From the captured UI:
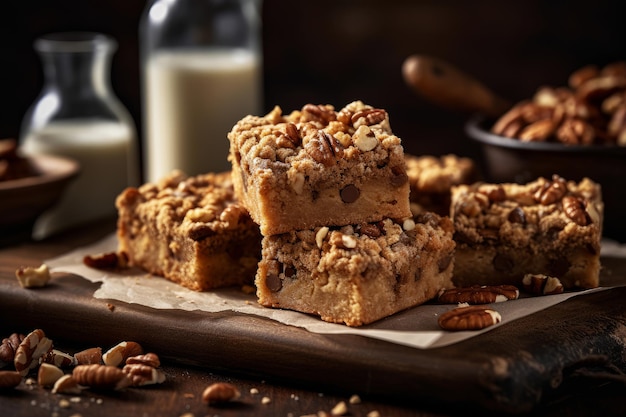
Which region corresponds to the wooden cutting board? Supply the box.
[1,226,625,414]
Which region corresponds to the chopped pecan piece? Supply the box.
[522,273,564,295]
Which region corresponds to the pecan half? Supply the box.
[533,175,567,205]
[438,285,519,304]
[302,104,336,124]
[562,195,590,226]
[0,333,25,366]
[305,131,344,166]
[351,108,387,127]
[438,305,502,331]
[555,118,595,145]
[72,364,132,390]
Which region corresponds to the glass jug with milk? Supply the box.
[139,0,263,182]
[20,32,140,239]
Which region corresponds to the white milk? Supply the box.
[144,49,261,182]
[22,120,139,238]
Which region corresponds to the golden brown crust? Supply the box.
[228,101,411,236]
[115,170,261,291]
[450,175,603,289]
[256,214,455,326]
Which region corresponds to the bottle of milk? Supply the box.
[20,32,140,239]
[139,0,263,182]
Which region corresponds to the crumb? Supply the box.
[106,303,115,312]
[261,396,271,404]
[58,399,71,408]
[349,394,361,404]
[331,401,348,415]
[250,388,259,395]
[367,411,381,417]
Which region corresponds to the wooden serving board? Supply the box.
[1,225,625,414]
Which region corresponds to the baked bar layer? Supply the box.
[228,101,411,236]
[256,213,455,326]
[405,153,478,216]
[116,171,261,291]
[450,175,603,289]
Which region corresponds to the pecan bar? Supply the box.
[256,213,455,326]
[405,153,478,216]
[450,175,603,289]
[227,101,411,236]
[115,171,261,291]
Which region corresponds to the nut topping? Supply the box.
[533,175,567,205]
[351,108,387,128]
[562,195,590,226]
[438,305,502,331]
[352,125,379,151]
[438,285,519,304]
[305,131,344,166]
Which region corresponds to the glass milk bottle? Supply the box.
[140,0,263,182]
[20,32,140,239]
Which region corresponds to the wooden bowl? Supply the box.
[466,115,626,242]
[0,154,79,245]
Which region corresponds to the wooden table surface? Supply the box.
[1,219,625,417]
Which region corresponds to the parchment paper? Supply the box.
[46,234,624,349]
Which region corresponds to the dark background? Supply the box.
[1,0,625,173]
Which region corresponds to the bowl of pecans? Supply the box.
[0,139,79,246]
[465,61,626,241]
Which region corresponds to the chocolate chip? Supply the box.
[265,272,282,292]
[508,207,526,224]
[438,254,453,272]
[340,184,360,203]
[284,266,296,277]
[390,166,408,187]
[548,257,571,277]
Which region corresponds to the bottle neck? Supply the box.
[40,50,113,98]
[35,32,117,100]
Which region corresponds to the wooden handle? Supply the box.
[402,54,511,118]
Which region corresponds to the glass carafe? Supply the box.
[139,0,263,182]
[20,32,140,239]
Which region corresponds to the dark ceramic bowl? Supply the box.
[0,154,79,246]
[465,115,626,242]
